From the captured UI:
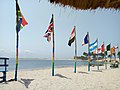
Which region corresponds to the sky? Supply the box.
[0,0,120,59]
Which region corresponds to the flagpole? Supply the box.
[96,38,99,70]
[114,46,116,60]
[110,43,112,62]
[15,0,19,81]
[104,42,107,69]
[74,26,77,73]
[52,14,55,76]
[87,32,90,71]
[117,44,120,61]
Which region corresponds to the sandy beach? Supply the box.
[0,65,120,90]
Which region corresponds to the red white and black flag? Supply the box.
[68,27,76,46]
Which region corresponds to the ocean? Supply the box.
[2,58,88,71]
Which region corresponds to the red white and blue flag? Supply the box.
[46,16,54,33]
[43,32,51,42]
[44,15,54,42]
[82,33,89,46]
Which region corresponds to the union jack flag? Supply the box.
[43,32,51,42]
[46,15,54,33]
[44,15,54,42]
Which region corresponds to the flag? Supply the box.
[93,48,100,54]
[94,43,104,54]
[93,50,97,54]
[98,48,102,54]
[16,2,28,32]
[110,47,115,55]
[89,40,97,52]
[105,51,107,55]
[82,33,89,46]
[68,27,75,46]
[106,44,110,51]
[115,46,118,49]
[43,32,51,42]
[46,15,54,32]
[101,43,105,53]
[93,47,104,54]
[44,15,54,42]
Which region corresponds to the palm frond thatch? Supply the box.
[49,0,120,10]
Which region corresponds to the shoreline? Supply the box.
[8,60,88,71]
[9,58,84,61]
[8,65,88,72]
[9,58,71,60]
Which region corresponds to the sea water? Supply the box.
[7,58,88,71]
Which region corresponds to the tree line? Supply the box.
[75,51,120,60]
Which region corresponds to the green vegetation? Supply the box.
[117,51,120,60]
[75,52,105,60]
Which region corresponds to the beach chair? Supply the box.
[90,60,104,67]
[110,60,119,68]
[0,57,9,82]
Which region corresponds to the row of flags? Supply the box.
[67,29,119,56]
[93,44,118,56]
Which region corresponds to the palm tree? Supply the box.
[99,53,105,59]
[83,52,88,57]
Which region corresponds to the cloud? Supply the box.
[0,49,5,52]
[0,49,11,58]
[24,50,32,53]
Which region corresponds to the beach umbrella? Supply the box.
[49,0,120,10]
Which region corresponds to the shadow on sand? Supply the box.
[92,70,103,72]
[0,78,34,87]
[55,74,71,80]
[18,78,34,88]
[78,71,89,74]
[0,78,15,84]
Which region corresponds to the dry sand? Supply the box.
[0,65,120,90]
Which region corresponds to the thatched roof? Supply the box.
[49,0,120,10]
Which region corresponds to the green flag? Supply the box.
[105,51,107,55]
[106,44,110,51]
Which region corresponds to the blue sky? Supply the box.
[0,0,120,59]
